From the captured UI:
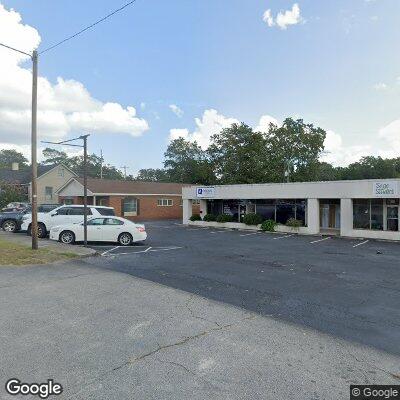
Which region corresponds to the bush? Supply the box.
[216,214,234,223]
[261,219,276,232]
[203,214,217,222]
[242,213,263,226]
[189,214,202,221]
[286,218,303,229]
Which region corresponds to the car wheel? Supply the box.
[37,223,47,238]
[59,230,75,245]
[118,232,133,246]
[2,220,17,232]
[27,223,47,238]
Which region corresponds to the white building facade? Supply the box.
[182,179,400,241]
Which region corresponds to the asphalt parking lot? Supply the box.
[84,220,400,357]
[2,221,400,399]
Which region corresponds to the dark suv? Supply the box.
[0,204,59,233]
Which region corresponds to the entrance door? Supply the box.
[387,206,399,231]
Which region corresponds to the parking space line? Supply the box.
[353,240,369,248]
[101,246,120,256]
[273,234,294,240]
[210,230,230,234]
[114,246,183,256]
[240,232,260,237]
[310,237,331,244]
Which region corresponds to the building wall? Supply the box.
[30,166,75,205]
[182,181,400,241]
[183,179,400,200]
[60,194,183,221]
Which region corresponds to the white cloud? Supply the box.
[262,10,275,27]
[169,104,184,118]
[263,3,304,30]
[379,119,400,149]
[255,115,279,133]
[0,3,149,151]
[373,82,388,90]
[169,109,239,149]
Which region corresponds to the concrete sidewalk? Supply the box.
[0,231,96,257]
[0,260,398,400]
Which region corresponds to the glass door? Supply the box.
[387,206,399,231]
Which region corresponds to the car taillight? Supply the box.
[137,227,146,232]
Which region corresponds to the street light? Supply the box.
[42,135,90,246]
[0,43,39,250]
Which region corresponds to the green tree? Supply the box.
[41,148,124,179]
[340,156,400,180]
[265,118,327,182]
[208,123,269,184]
[136,168,171,182]
[164,138,215,184]
[0,150,29,169]
[314,162,341,181]
[42,148,69,166]
[0,182,27,208]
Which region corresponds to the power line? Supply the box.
[0,42,32,57]
[39,0,137,55]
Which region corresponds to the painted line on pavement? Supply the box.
[310,237,331,244]
[240,232,260,237]
[353,240,369,248]
[113,246,183,256]
[273,234,294,240]
[101,246,120,256]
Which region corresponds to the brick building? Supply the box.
[57,178,190,221]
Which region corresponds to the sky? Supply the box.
[0,0,399,175]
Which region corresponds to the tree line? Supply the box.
[1,117,399,184]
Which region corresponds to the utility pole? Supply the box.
[120,165,129,178]
[42,134,90,247]
[31,50,39,249]
[83,135,88,246]
[0,43,39,250]
[100,149,103,179]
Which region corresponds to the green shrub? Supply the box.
[189,214,202,221]
[286,218,303,229]
[261,219,276,232]
[242,213,263,226]
[216,214,234,223]
[203,214,217,222]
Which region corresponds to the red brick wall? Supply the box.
[60,195,183,221]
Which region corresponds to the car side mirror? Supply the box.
[50,212,57,217]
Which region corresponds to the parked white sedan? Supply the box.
[49,216,147,246]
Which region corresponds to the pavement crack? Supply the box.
[347,351,400,381]
[184,294,222,327]
[155,357,196,376]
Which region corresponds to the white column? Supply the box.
[307,198,320,234]
[199,199,207,219]
[340,198,353,237]
[183,199,193,224]
[93,195,96,206]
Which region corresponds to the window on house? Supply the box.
[123,198,137,216]
[157,199,173,206]
[57,167,65,177]
[45,186,53,200]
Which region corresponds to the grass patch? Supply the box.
[0,239,77,266]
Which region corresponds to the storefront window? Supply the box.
[276,200,295,224]
[353,199,384,230]
[295,200,307,226]
[255,200,276,221]
[370,199,384,230]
